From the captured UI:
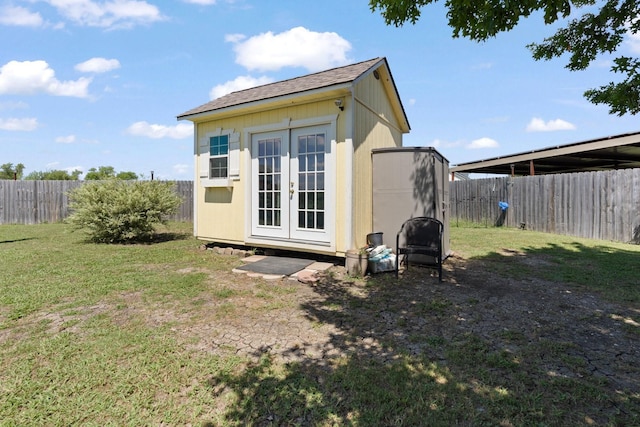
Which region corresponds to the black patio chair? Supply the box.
[395,216,444,281]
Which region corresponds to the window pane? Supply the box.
[274,156,281,173]
[307,192,315,209]
[210,157,227,178]
[258,140,266,157]
[299,211,305,228]
[266,192,272,208]
[307,212,315,229]
[299,155,306,172]
[299,136,307,154]
[307,174,315,190]
[210,135,229,156]
[299,173,306,190]
[317,212,324,230]
[274,139,281,156]
[219,135,228,155]
[266,210,273,226]
[274,174,281,191]
[317,192,324,210]
[274,193,281,208]
[210,136,218,156]
[259,209,265,225]
[307,135,316,153]
[299,193,305,209]
[274,210,281,227]
[317,172,324,190]
[266,139,273,156]
[259,192,265,208]
[317,153,325,171]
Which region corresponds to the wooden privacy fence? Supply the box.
[450,169,640,244]
[0,180,193,224]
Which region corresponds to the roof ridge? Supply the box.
[178,57,387,119]
[220,57,383,99]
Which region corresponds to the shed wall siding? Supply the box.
[194,99,348,252]
[351,72,403,249]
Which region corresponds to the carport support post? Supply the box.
[529,160,535,176]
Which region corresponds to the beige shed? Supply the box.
[177,57,410,256]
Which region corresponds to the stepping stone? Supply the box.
[297,269,319,284]
[242,255,267,263]
[305,261,334,272]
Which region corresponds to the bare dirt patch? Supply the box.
[151,252,640,399]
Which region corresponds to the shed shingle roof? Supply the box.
[177,57,385,119]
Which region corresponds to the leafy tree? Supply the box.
[84,166,116,180]
[67,180,182,243]
[369,0,640,115]
[84,166,138,180]
[25,169,82,180]
[0,163,25,180]
[116,171,139,180]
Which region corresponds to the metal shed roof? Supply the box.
[450,131,640,176]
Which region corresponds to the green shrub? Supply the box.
[67,180,182,243]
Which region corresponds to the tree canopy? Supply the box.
[84,166,138,180]
[369,0,640,115]
[2,164,139,180]
[25,169,82,180]
[0,163,25,180]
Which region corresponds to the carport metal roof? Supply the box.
[450,131,640,176]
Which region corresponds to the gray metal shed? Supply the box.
[372,147,450,258]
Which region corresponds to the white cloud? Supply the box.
[229,26,352,72]
[56,135,77,143]
[467,137,499,149]
[66,165,84,173]
[526,117,576,132]
[0,60,92,97]
[224,33,245,43]
[210,75,274,99]
[0,6,44,27]
[625,18,640,54]
[173,163,190,175]
[0,117,38,131]
[75,58,121,73]
[626,31,640,53]
[126,121,193,139]
[44,0,165,29]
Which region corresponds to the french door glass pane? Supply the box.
[257,137,281,227]
[316,212,324,229]
[317,172,324,190]
[296,132,325,230]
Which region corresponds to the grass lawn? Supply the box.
[0,222,638,425]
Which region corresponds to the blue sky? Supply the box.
[1,0,639,180]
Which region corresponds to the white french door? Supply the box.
[251,125,332,244]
